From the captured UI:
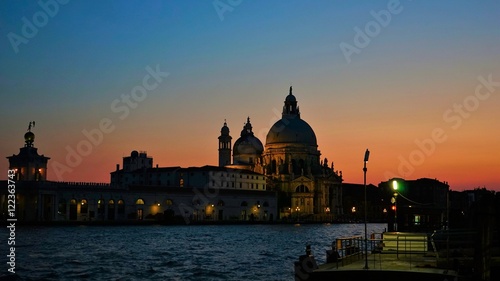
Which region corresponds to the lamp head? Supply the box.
[392,180,398,191]
[364,149,370,162]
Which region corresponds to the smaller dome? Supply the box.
[131,150,139,157]
[233,117,264,163]
[233,136,264,156]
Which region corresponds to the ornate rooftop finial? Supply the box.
[27,121,35,132]
[289,86,292,95]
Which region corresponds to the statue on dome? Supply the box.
[27,121,35,132]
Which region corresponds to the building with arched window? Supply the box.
[217,87,343,220]
[0,125,277,223]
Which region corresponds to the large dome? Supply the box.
[266,116,317,146]
[265,87,317,147]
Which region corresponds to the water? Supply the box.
[8,223,386,280]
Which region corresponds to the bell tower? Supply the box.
[218,120,232,167]
[7,121,50,181]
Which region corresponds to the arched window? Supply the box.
[271,160,277,173]
[69,199,77,220]
[97,199,104,214]
[295,185,310,193]
[135,198,145,205]
[117,199,125,214]
[81,199,88,214]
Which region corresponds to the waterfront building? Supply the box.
[7,123,49,181]
[1,127,276,223]
[379,178,449,232]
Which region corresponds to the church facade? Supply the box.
[218,87,343,220]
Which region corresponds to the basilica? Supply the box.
[219,87,343,219]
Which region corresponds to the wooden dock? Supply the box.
[295,232,477,281]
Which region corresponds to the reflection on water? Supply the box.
[13,223,386,280]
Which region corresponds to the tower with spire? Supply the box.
[218,120,232,167]
[7,121,50,181]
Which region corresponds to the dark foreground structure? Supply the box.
[295,192,500,281]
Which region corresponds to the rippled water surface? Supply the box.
[11,223,386,280]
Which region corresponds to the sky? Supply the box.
[1,0,499,191]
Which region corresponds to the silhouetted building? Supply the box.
[379,178,449,232]
[341,183,383,222]
[7,124,49,181]
[218,87,343,220]
[1,127,277,223]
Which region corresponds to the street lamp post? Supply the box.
[363,149,370,270]
[392,180,398,232]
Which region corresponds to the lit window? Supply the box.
[81,199,88,213]
[98,199,104,214]
[414,215,421,225]
[136,198,145,205]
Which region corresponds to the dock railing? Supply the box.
[326,235,364,268]
[326,232,434,270]
[381,232,428,258]
[369,232,432,270]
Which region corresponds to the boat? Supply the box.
[294,230,499,281]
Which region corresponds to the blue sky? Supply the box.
[1,0,500,190]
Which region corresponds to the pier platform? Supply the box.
[295,231,499,281]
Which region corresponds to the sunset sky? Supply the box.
[1,1,499,191]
